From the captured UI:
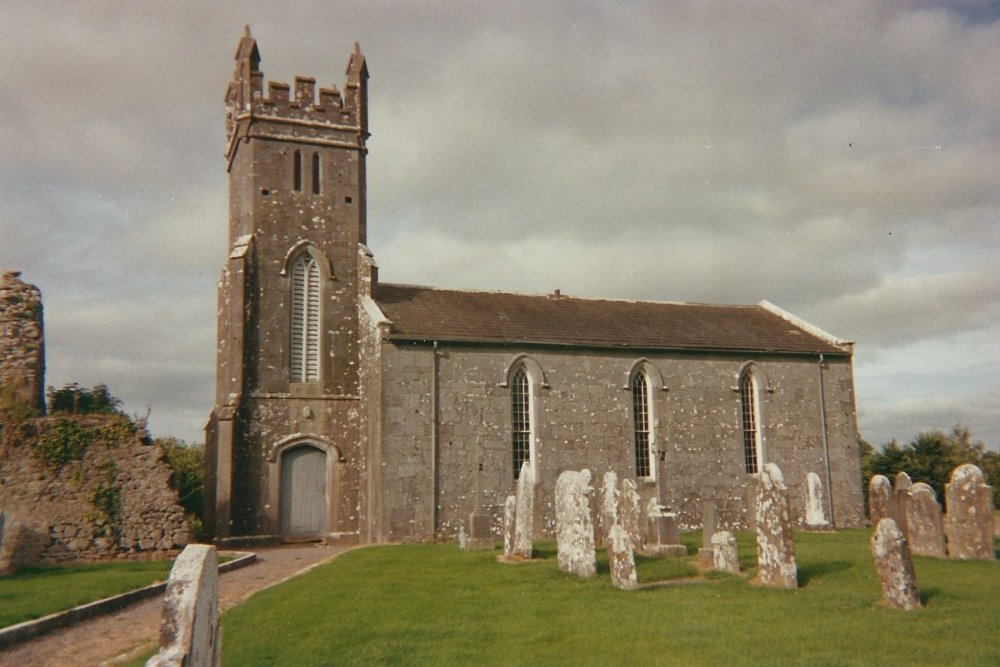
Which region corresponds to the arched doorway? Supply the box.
[280,443,327,540]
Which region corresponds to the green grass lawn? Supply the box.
[219,530,1000,666]
[0,560,173,628]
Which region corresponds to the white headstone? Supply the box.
[607,523,637,590]
[513,461,534,559]
[804,471,830,530]
[503,494,517,559]
[554,469,597,578]
[597,471,619,547]
[754,463,798,589]
[147,544,221,667]
[870,518,921,611]
[711,530,740,574]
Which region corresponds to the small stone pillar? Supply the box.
[754,463,798,589]
[513,461,534,559]
[608,524,637,590]
[711,530,740,574]
[502,495,516,559]
[870,518,921,611]
[904,482,946,558]
[868,475,892,525]
[555,469,597,578]
[698,501,718,561]
[597,471,619,548]
[944,464,995,560]
[147,544,221,666]
[804,471,830,530]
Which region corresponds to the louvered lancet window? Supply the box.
[511,367,531,480]
[740,371,760,473]
[290,253,321,383]
[632,371,652,478]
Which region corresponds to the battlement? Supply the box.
[225,27,368,163]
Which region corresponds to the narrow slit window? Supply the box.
[290,253,320,382]
[740,371,760,473]
[311,152,321,194]
[511,367,531,480]
[293,150,302,192]
[632,372,651,478]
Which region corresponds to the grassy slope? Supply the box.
[219,530,1000,666]
[0,560,172,627]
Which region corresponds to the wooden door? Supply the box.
[280,444,327,540]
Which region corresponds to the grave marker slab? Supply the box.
[607,523,637,590]
[904,482,946,558]
[944,464,995,560]
[754,463,798,589]
[147,544,220,667]
[503,495,516,559]
[711,530,740,574]
[619,479,644,552]
[554,469,597,578]
[870,518,921,611]
[868,475,892,525]
[513,461,534,559]
[597,471,619,548]
[804,472,830,530]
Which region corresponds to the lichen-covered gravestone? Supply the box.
[554,469,597,578]
[904,482,946,558]
[619,478,644,552]
[607,523,637,590]
[513,461,534,559]
[868,474,892,525]
[754,463,797,589]
[711,530,740,574]
[944,464,995,561]
[147,544,221,667]
[503,495,517,559]
[597,471,619,547]
[804,472,830,530]
[870,518,921,611]
[890,471,912,538]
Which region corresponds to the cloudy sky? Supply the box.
[1,1,998,449]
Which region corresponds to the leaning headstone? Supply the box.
[698,501,719,561]
[503,495,517,559]
[711,530,740,574]
[607,523,637,590]
[890,471,912,538]
[619,478,644,552]
[754,463,798,589]
[870,518,921,611]
[513,461,534,559]
[597,471,620,547]
[868,474,892,525]
[464,512,494,551]
[147,544,221,667]
[804,472,830,530]
[944,464,995,560]
[554,469,597,578]
[904,482,946,558]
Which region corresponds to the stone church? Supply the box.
[205,30,864,545]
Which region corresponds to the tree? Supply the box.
[861,425,999,511]
[47,383,123,415]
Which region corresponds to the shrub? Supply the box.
[156,437,205,525]
[33,417,94,467]
[47,383,123,416]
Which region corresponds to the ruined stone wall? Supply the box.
[376,343,864,541]
[0,415,190,571]
[0,270,45,413]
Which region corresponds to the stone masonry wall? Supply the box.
[376,343,863,542]
[0,270,45,413]
[0,415,190,570]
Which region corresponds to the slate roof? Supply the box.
[372,283,850,356]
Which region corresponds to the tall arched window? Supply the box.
[293,150,303,192]
[632,370,653,478]
[511,366,531,480]
[290,252,320,382]
[311,152,321,194]
[740,370,761,473]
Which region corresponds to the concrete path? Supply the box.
[0,542,348,667]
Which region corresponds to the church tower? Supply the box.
[206,28,370,543]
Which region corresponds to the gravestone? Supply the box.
[870,518,921,611]
[698,501,719,561]
[944,464,995,560]
[607,523,637,590]
[904,482,946,558]
[804,472,830,530]
[711,530,740,574]
[457,525,467,549]
[463,512,494,551]
[754,463,798,589]
[890,472,912,538]
[147,544,221,666]
[503,495,516,559]
[643,503,686,558]
[597,471,620,548]
[868,475,892,525]
[554,469,597,578]
[513,461,534,559]
[619,478,644,552]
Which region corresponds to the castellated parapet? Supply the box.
[0,270,45,413]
